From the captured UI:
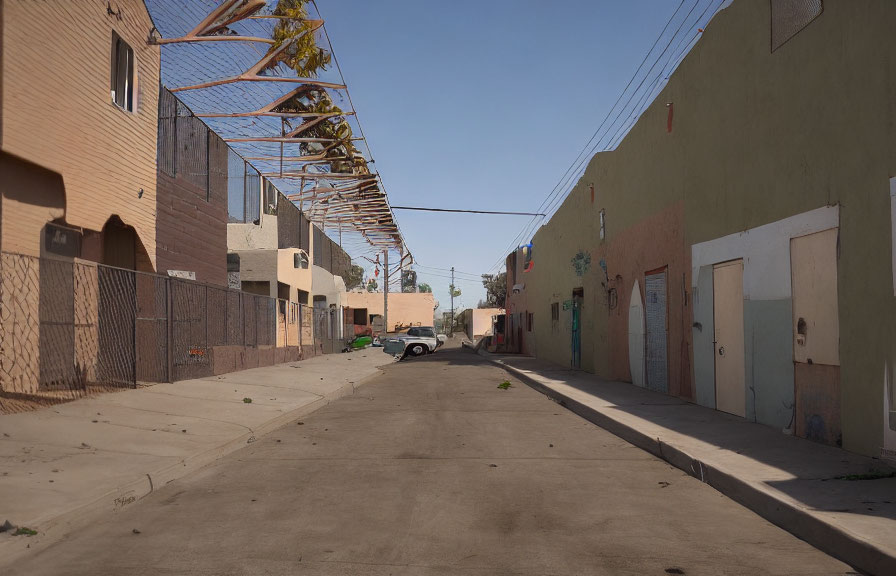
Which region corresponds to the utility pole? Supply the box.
[450,266,455,336]
[383,249,389,335]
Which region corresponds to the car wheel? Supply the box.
[410,344,425,356]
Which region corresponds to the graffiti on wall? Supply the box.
[571,251,591,277]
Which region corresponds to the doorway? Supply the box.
[713,260,745,417]
[791,228,840,444]
[571,288,583,369]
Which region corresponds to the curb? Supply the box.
[0,367,384,566]
[479,350,893,576]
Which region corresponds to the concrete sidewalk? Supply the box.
[0,351,390,559]
[480,350,896,576]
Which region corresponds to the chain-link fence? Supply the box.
[313,306,343,354]
[1,251,316,397]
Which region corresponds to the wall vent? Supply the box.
[770,0,823,52]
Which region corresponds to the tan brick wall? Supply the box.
[1,0,159,265]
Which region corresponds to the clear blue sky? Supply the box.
[319,0,688,313]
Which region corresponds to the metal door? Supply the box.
[645,270,668,393]
[571,289,583,369]
[713,260,745,417]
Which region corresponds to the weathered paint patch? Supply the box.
[571,251,591,277]
[794,362,841,446]
[603,201,689,397]
[744,299,795,430]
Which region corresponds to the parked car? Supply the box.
[383,326,441,358]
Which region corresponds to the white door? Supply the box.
[713,260,745,417]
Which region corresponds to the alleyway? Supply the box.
[4,349,853,575]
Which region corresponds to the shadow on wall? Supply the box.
[0,152,67,253]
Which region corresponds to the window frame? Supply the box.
[110,31,135,112]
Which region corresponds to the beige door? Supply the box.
[713,260,745,417]
[791,228,839,366]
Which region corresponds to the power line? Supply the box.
[415,272,482,284]
[413,263,484,279]
[489,0,726,273]
[486,1,692,273]
[392,206,547,217]
[539,0,701,225]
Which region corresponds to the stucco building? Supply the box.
[508,0,896,459]
[459,308,504,341]
[344,291,436,335]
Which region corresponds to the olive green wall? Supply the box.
[522,0,895,457]
[528,181,603,373]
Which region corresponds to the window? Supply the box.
[227,150,261,223]
[407,328,419,337]
[111,32,134,111]
[420,328,435,338]
[527,312,533,332]
[263,179,278,215]
[551,302,559,334]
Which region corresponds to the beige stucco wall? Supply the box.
[344,292,435,331]
[470,308,502,338]
[234,248,312,300]
[277,248,312,300]
[505,247,534,355]
[521,0,896,456]
[227,213,278,252]
[311,264,346,308]
[1,0,159,263]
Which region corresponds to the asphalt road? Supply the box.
[5,348,854,575]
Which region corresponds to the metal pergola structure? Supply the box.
[146,0,412,264]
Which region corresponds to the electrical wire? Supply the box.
[486,0,692,273]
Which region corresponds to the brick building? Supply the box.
[1,0,160,269]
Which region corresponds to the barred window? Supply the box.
[227,151,261,223]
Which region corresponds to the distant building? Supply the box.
[344,292,436,336]
[459,308,504,341]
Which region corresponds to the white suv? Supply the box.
[384,326,441,358]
